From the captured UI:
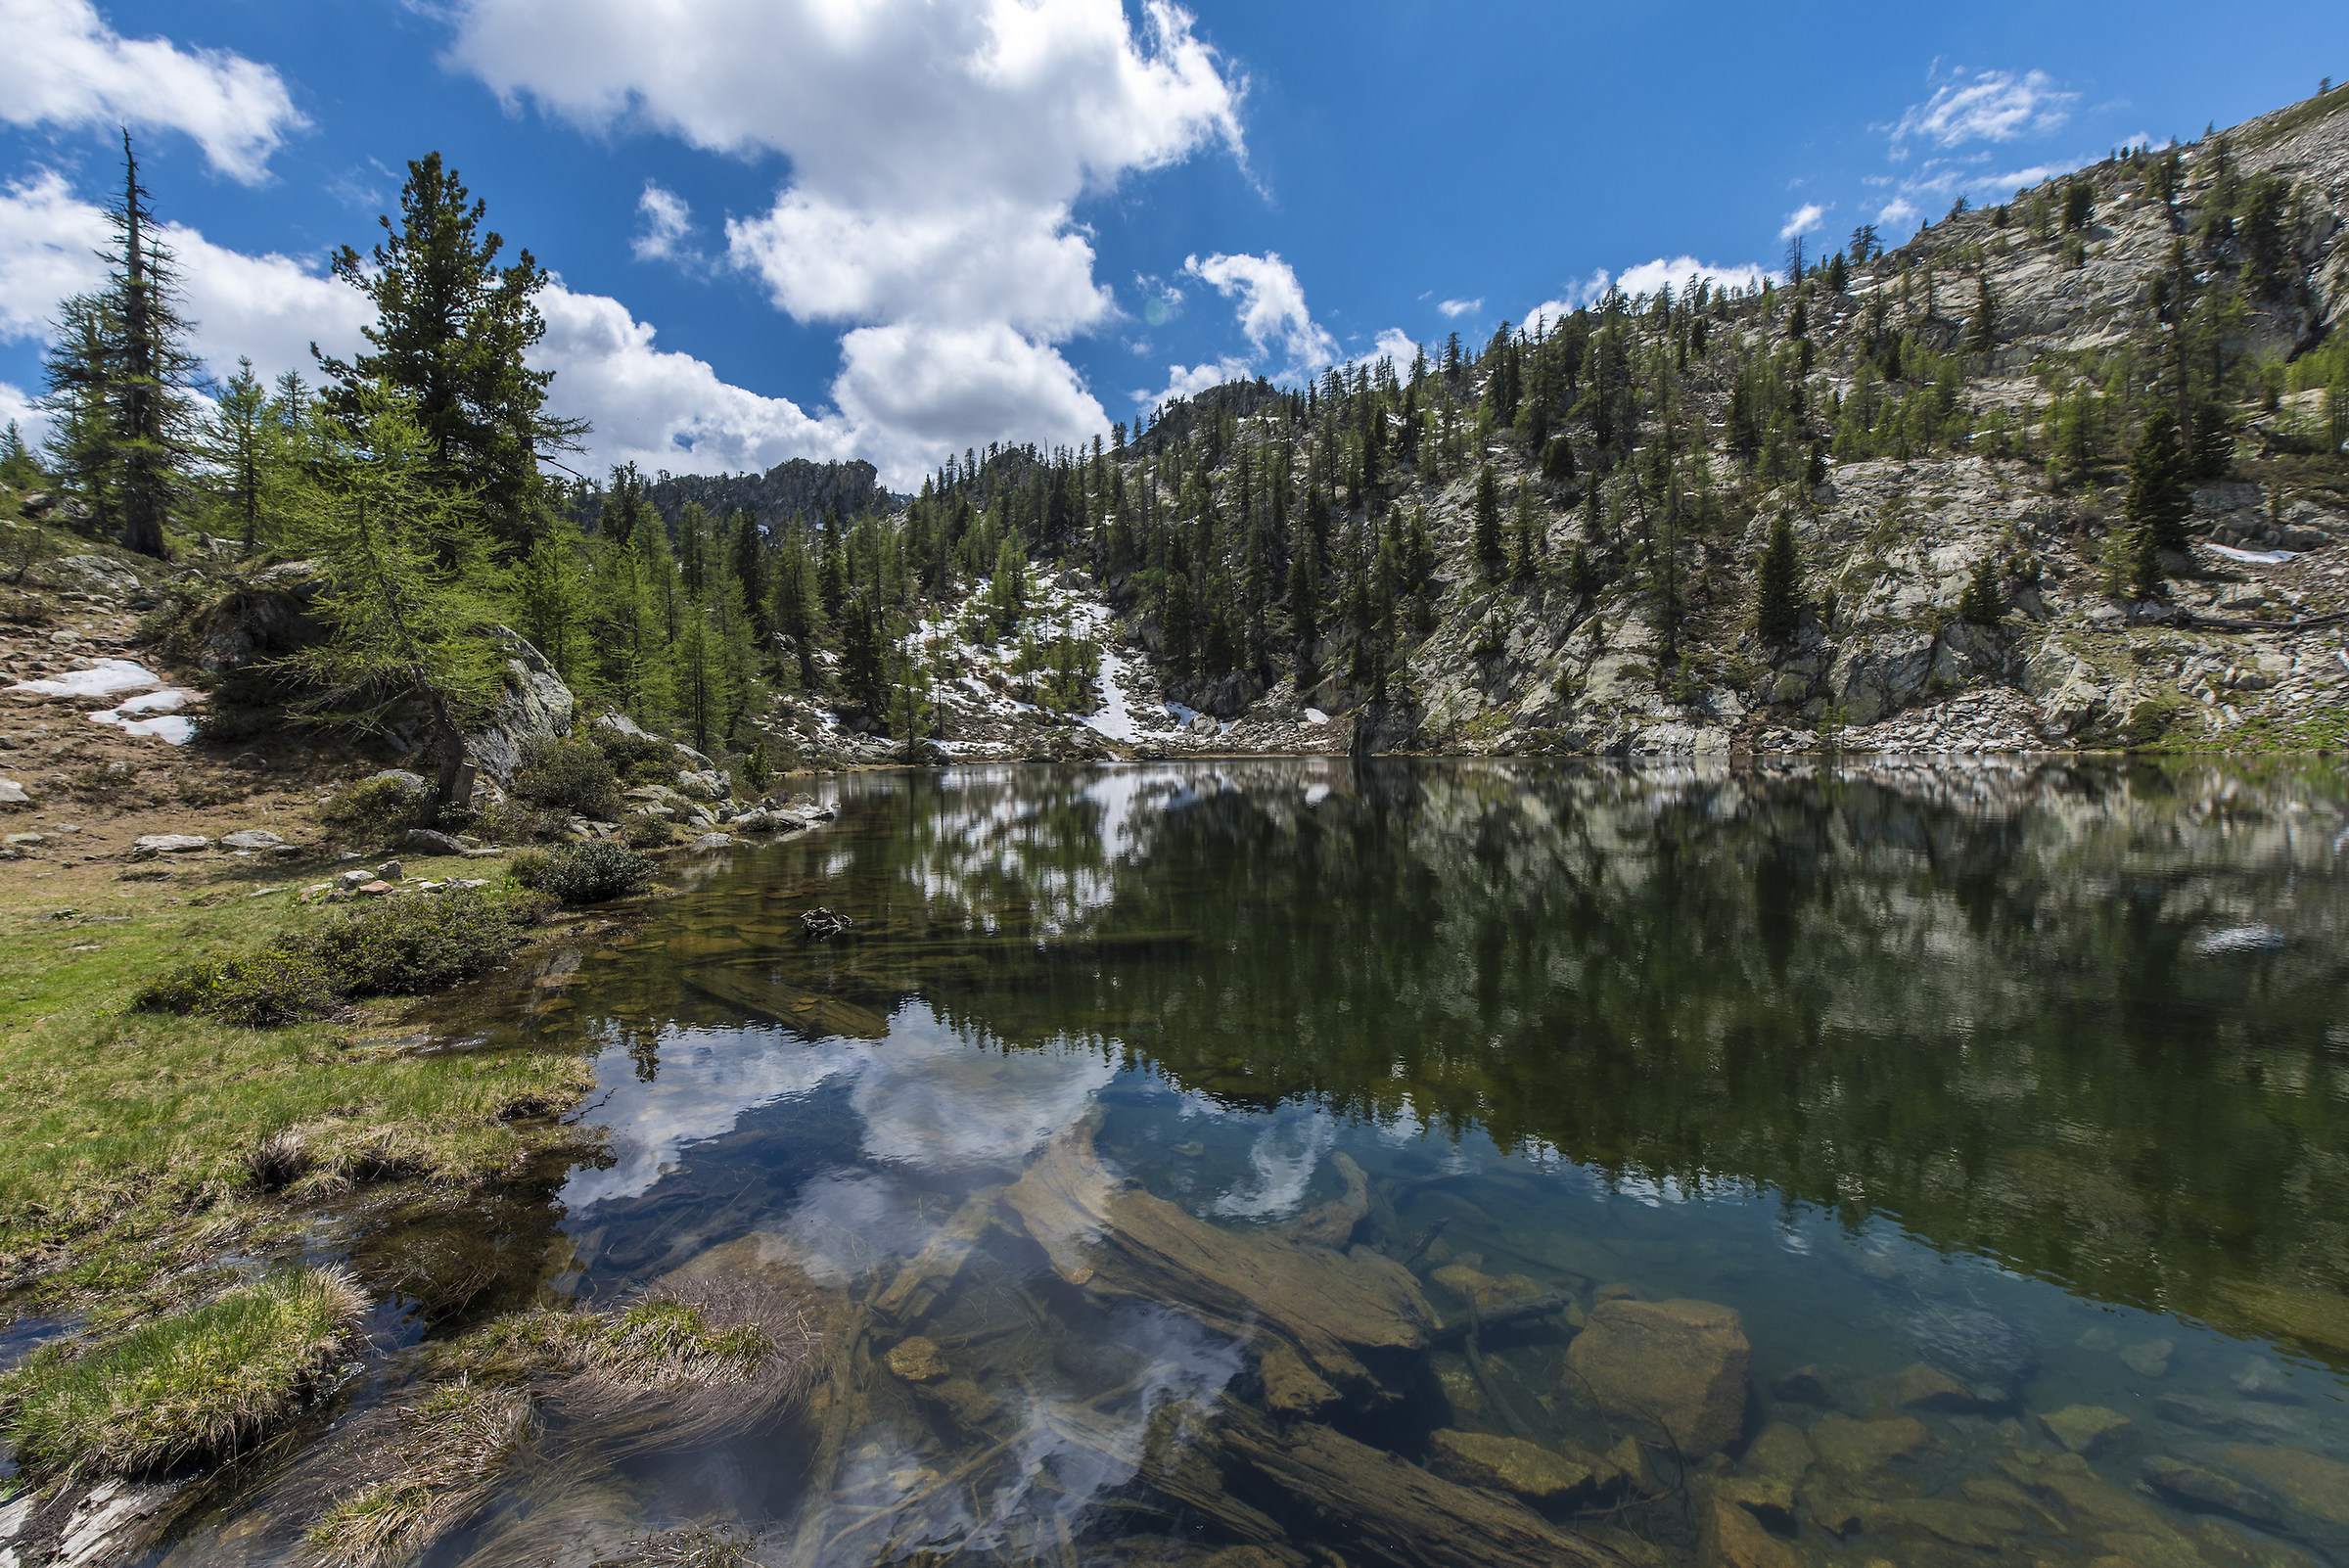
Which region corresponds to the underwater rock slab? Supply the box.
[1003,1109,1434,1391]
[1563,1297,1750,1456]
[1425,1429,1613,1504]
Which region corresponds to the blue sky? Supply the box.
[3,0,2343,487]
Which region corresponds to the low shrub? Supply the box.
[471,797,564,845]
[509,841,653,905]
[322,774,431,832]
[591,726,679,786]
[132,888,542,1025]
[0,1266,365,1479]
[622,813,675,850]
[512,736,622,820]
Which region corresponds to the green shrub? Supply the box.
[322,774,430,831]
[303,889,542,996]
[132,889,543,1025]
[512,736,622,819]
[509,841,653,904]
[622,813,675,850]
[590,728,677,785]
[0,1267,365,1479]
[471,797,563,845]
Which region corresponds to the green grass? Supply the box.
[0,1266,364,1479]
[0,878,597,1320]
[131,885,552,1025]
[435,1296,771,1390]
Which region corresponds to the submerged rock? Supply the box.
[1426,1430,1611,1504]
[1563,1297,1749,1455]
[2142,1455,2283,1525]
[2216,1445,2349,1527]
[884,1335,947,1382]
[2195,924,2289,955]
[2040,1404,2133,1456]
[1906,1304,2036,1392]
[1806,1412,1934,1473]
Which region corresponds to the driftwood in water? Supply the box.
[679,966,890,1038]
[1002,1111,1433,1391]
[1211,1406,1635,1568]
[873,1187,1003,1322]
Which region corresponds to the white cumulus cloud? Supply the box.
[443,0,1247,479]
[1778,203,1827,240]
[0,170,866,478]
[631,181,696,263]
[1437,297,1481,318]
[1563,256,1771,311]
[0,0,305,182]
[1889,68,2074,154]
[1181,251,1335,376]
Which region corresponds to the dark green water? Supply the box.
[178,759,2349,1567]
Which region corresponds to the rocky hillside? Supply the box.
[891,84,2349,763]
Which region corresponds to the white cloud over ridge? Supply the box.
[445,0,1247,481]
[1557,255,1771,313]
[1778,203,1827,240]
[1890,68,2075,154]
[0,0,305,182]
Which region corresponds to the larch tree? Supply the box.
[280,383,501,807]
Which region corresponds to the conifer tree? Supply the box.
[1754,513,1802,642]
[1957,554,2005,625]
[1473,463,1502,574]
[201,357,274,553]
[282,383,499,807]
[317,153,586,549]
[2125,411,2193,553]
[39,134,201,558]
[1286,534,1318,685]
[1510,480,1542,578]
[0,422,39,490]
[731,513,768,637]
[515,514,589,687]
[1968,276,1997,360]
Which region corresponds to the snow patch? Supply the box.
[2207,543,2299,565]
[1303,707,1329,725]
[8,659,161,698]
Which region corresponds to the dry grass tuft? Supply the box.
[244,1130,310,1192]
[0,1266,365,1480]
[305,1379,534,1568]
[591,1522,770,1567]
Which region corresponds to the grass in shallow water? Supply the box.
[0,1266,364,1479]
[305,1379,534,1568]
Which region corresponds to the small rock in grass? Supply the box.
[356,880,392,897]
[398,828,469,856]
[132,833,209,856]
[218,829,285,851]
[692,832,735,850]
[376,859,402,881]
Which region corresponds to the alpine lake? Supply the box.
[161,757,2349,1568]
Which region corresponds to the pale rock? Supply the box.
[1565,1297,1750,1455]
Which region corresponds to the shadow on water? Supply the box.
[156,757,2349,1568]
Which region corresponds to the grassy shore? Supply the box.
[0,848,602,1328]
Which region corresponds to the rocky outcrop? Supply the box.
[457,629,576,786]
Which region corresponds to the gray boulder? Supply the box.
[691,832,736,851]
[219,829,286,851]
[133,834,210,856]
[459,627,576,785]
[0,778,28,807]
[399,828,470,856]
